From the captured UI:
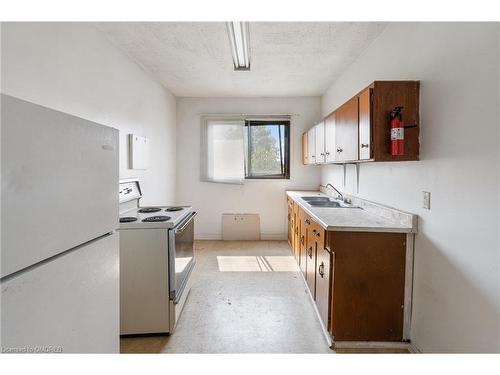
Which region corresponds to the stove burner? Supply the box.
[165,206,184,212]
[120,217,138,223]
[138,207,161,213]
[142,215,171,223]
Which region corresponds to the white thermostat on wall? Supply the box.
[129,134,149,170]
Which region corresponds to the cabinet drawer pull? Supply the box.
[325,151,330,155]
[361,143,369,148]
[336,148,343,153]
[318,262,325,278]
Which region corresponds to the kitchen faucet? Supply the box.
[320,183,344,201]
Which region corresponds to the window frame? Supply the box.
[244,120,291,180]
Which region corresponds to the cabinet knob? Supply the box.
[361,143,369,148]
[336,148,343,153]
[325,151,330,155]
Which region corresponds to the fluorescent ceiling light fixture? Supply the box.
[226,22,250,71]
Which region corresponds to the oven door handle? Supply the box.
[175,212,197,234]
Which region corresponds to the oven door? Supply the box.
[168,212,196,304]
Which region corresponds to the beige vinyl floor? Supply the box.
[120,240,332,353]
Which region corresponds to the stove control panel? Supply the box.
[119,179,142,204]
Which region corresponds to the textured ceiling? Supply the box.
[96,22,387,97]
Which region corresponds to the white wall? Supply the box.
[1,22,177,206]
[320,23,500,352]
[176,97,321,239]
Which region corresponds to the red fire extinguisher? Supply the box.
[390,106,404,156]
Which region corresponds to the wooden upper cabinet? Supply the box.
[307,127,316,164]
[314,121,325,164]
[335,97,359,162]
[302,81,420,164]
[358,88,372,160]
[302,132,308,165]
[324,113,336,163]
[371,81,420,161]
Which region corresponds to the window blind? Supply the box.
[201,118,245,184]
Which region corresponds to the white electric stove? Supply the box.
[118,178,196,335]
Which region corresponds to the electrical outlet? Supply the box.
[423,191,431,210]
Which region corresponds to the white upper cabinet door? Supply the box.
[307,127,316,164]
[314,121,325,164]
[324,113,336,163]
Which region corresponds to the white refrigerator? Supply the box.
[1,94,120,353]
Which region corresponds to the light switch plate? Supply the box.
[423,191,431,210]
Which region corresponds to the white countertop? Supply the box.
[286,190,416,233]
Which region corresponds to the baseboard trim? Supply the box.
[408,342,421,353]
[195,233,222,240]
[260,233,287,240]
[332,341,416,353]
[195,233,287,241]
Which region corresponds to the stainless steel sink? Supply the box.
[301,196,360,209]
[308,201,342,207]
[302,196,331,202]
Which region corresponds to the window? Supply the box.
[244,120,290,179]
[201,117,290,184]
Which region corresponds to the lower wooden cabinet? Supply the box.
[287,196,408,345]
[292,203,300,259]
[328,231,407,342]
[315,245,331,330]
[305,234,316,299]
[287,199,293,247]
[298,208,308,273]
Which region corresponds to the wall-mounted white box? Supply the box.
[222,214,260,240]
[129,134,149,170]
